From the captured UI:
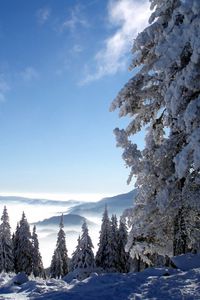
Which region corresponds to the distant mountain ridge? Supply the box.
[0,190,136,214]
[32,214,96,227]
[0,196,82,207]
[68,190,137,217]
[30,190,136,228]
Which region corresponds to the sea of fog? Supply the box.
[0,201,101,268]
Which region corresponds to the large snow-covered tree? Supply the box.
[110,0,200,263]
[50,214,68,278]
[95,206,113,271]
[0,206,14,272]
[13,212,33,275]
[32,225,45,278]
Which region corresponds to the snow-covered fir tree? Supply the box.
[50,214,68,278]
[13,212,33,275]
[109,215,119,271]
[118,218,130,273]
[95,206,113,271]
[110,0,200,264]
[77,221,95,270]
[13,223,19,272]
[0,206,14,272]
[70,235,81,271]
[50,249,63,279]
[32,225,45,278]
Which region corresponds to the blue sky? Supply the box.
[0,0,150,201]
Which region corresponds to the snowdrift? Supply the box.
[0,254,199,299]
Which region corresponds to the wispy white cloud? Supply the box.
[36,7,51,25]
[20,67,39,82]
[0,75,10,102]
[61,4,89,32]
[81,0,151,84]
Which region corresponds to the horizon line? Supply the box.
[0,191,118,202]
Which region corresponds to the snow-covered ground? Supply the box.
[0,254,199,300]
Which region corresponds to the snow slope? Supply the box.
[0,260,199,299]
[171,253,200,271]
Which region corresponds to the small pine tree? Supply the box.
[13,212,33,275]
[118,218,130,273]
[50,249,63,279]
[95,206,113,271]
[50,214,68,278]
[13,223,20,272]
[32,225,45,278]
[78,221,95,270]
[0,206,14,272]
[70,235,81,271]
[109,215,119,271]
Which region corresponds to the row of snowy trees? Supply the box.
[0,206,130,278]
[111,0,200,267]
[0,207,44,277]
[95,206,130,273]
[50,207,130,279]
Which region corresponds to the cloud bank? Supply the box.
[82,0,151,84]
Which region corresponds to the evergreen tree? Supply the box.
[13,223,19,273]
[118,218,130,273]
[0,206,14,272]
[32,225,45,278]
[78,221,95,270]
[70,235,81,271]
[50,249,63,279]
[95,206,113,271]
[13,212,33,275]
[109,215,119,271]
[110,0,200,262]
[50,214,68,278]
